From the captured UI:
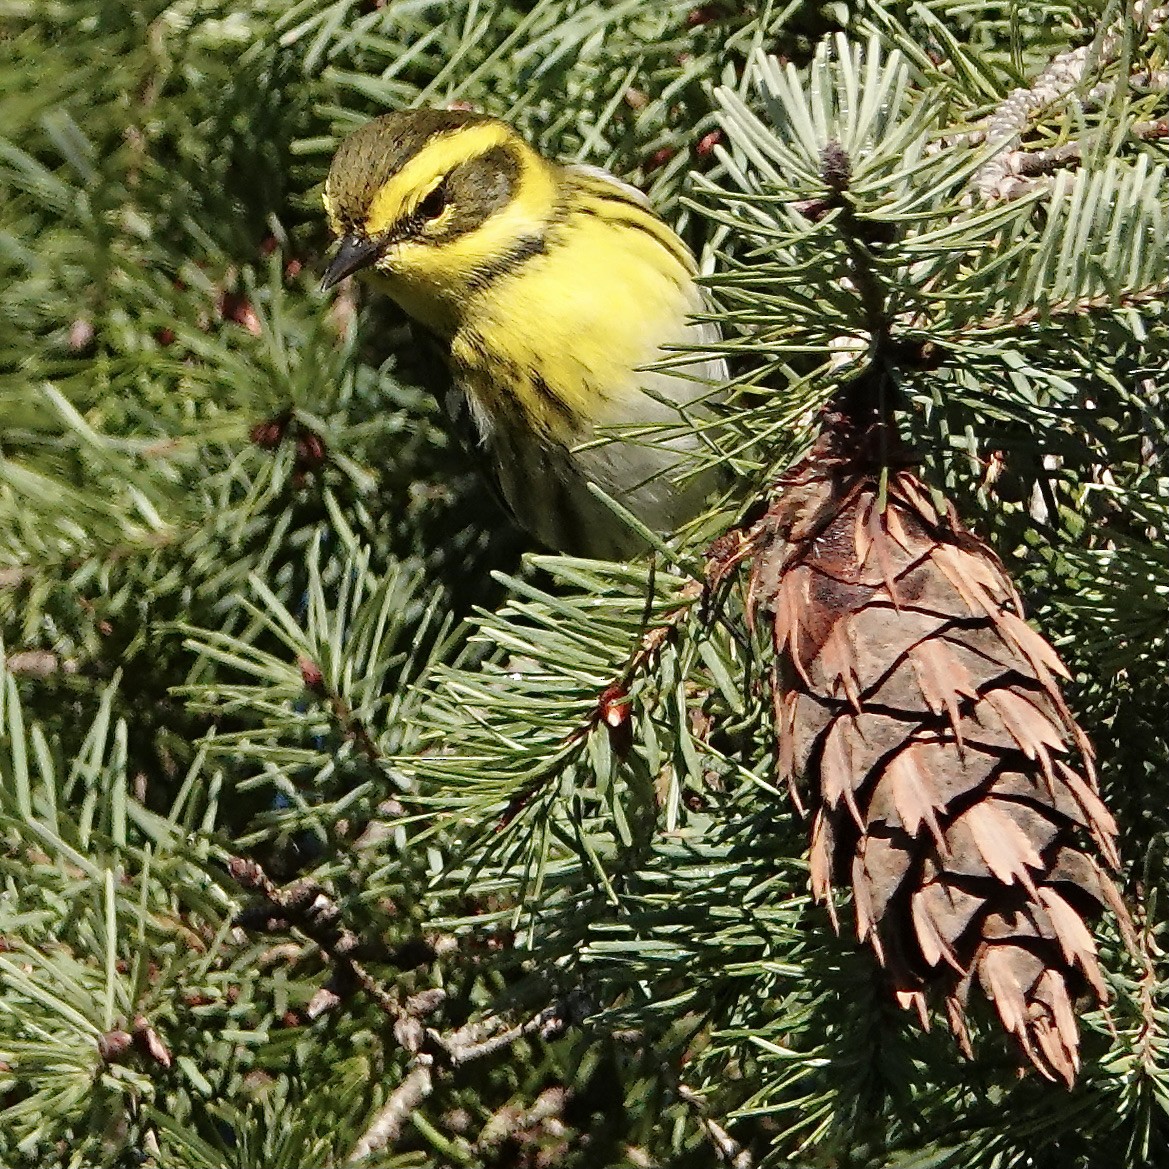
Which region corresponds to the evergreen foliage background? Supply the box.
[0,2,1165,1166]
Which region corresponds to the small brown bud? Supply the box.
[294,430,327,472]
[791,197,833,222]
[98,1030,133,1062]
[227,856,261,885]
[981,449,1006,492]
[599,683,630,729]
[820,140,851,192]
[218,291,262,337]
[133,1016,172,1069]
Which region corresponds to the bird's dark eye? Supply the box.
[417,183,448,220]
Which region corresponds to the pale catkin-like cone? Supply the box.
[709,445,1132,1085]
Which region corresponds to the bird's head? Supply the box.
[321,109,557,331]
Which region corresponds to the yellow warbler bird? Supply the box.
[321,109,726,557]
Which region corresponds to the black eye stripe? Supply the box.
[427,145,521,241]
[417,182,449,220]
[376,144,523,246]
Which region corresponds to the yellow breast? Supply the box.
[448,192,699,442]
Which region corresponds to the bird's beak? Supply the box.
[320,234,384,291]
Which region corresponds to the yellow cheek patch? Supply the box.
[363,120,516,238]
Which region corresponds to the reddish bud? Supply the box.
[218,291,263,337]
[598,683,634,758]
[646,146,676,172]
[227,856,261,885]
[155,326,176,346]
[249,415,287,449]
[695,129,723,157]
[599,683,631,729]
[705,530,740,565]
[284,258,303,281]
[259,235,279,256]
[791,197,833,222]
[299,655,325,691]
[687,6,720,26]
[820,141,851,192]
[981,450,1006,492]
[237,303,262,337]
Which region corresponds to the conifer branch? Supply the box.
[228,856,433,1020]
[3,5,1166,1165]
[975,3,1168,200]
[348,997,580,1163]
[497,578,702,828]
[963,282,1169,335]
